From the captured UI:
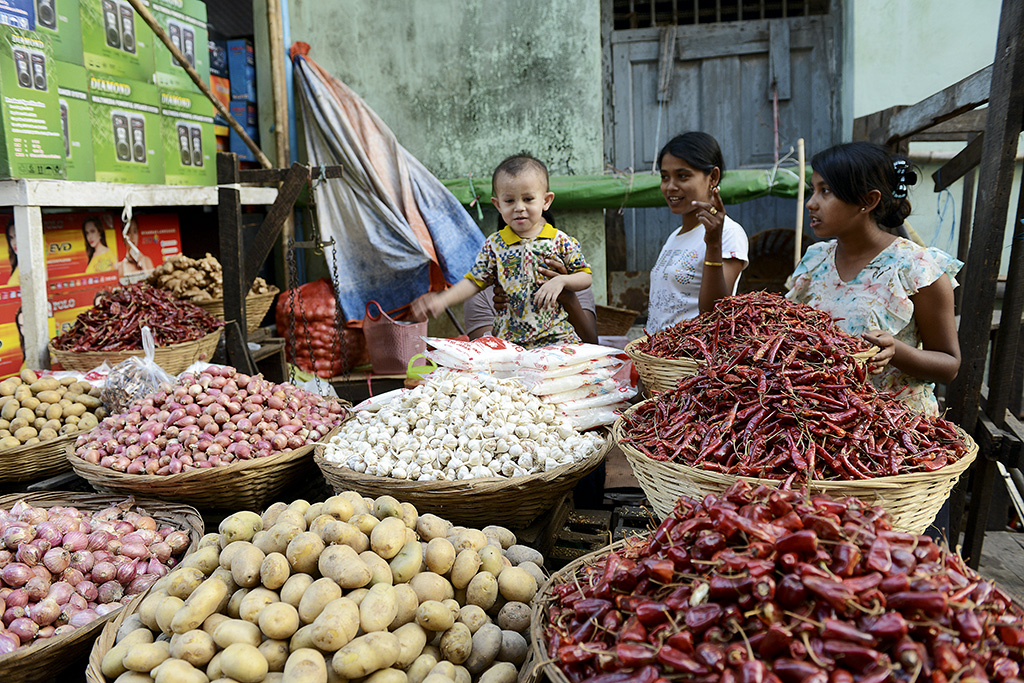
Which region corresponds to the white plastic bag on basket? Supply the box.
[423,336,525,374]
[561,401,631,431]
[100,326,174,414]
[517,343,621,373]
[560,386,637,412]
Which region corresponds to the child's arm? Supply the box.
[411,278,483,320]
[862,274,960,383]
[534,271,592,310]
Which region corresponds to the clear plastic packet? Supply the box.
[100,326,174,414]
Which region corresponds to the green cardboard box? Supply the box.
[0,26,65,179]
[32,0,83,65]
[81,0,154,82]
[160,87,214,185]
[151,0,208,90]
[88,71,163,184]
[56,61,93,181]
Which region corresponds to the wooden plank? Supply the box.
[217,153,256,375]
[0,179,277,207]
[978,530,1024,604]
[931,134,985,192]
[988,165,1024,429]
[768,20,791,100]
[238,165,344,185]
[963,412,1004,568]
[13,205,48,371]
[244,163,309,287]
[883,65,993,145]
[910,108,988,141]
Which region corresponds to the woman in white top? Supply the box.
[646,132,749,334]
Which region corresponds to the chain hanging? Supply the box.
[306,168,350,382]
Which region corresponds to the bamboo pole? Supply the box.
[124,0,273,169]
[266,0,294,290]
[795,137,805,268]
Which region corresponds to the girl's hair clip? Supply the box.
[892,159,917,199]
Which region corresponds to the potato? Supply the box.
[517,561,545,588]
[287,499,311,517]
[0,378,19,397]
[289,624,316,651]
[331,631,401,678]
[151,658,209,683]
[496,602,530,633]
[373,495,403,520]
[0,436,18,449]
[370,517,406,560]
[298,577,342,623]
[198,533,222,550]
[138,590,169,631]
[337,490,370,516]
[33,390,61,405]
[218,541,247,570]
[364,669,409,683]
[37,427,58,441]
[20,396,39,411]
[202,613,230,637]
[321,495,355,522]
[415,599,454,632]
[259,638,291,672]
[101,625,154,678]
[457,604,490,634]
[275,509,307,531]
[213,618,262,648]
[407,653,439,683]
[230,543,266,588]
[449,549,480,590]
[206,652,223,680]
[285,532,325,574]
[258,601,299,640]
[111,672,153,683]
[0,400,16,421]
[424,538,456,576]
[12,384,30,401]
[220,642,269,683]
[450,529,487,553]
[320,520,369,551]
[170,629,217,667]
[308,513,335,539]
[311,597,360,651]
[466,571,498,611]
[409,572,454,604]
[260,552,290,590]
[256,522,303,556]
[280,573,315,608]
[261,502,288,528]
[115,614,145,643]
[390,583,419,629]
[219,511,263,547]
[427,661,457,679]
[350,513,380,536]
[439,623,472,664]
[415,514,451,542]
[477,662,517,683]
[497,629,527,666]
[360,549,394,586]
[239,587,279,624]
[63,402,87,418]
[392,621,428,669]
[227,588,249,618]
[75,392,103,409]
[303,501,324,527]
[283,648,328,683]
[13,426,37,442]
[318,544,371,589]
[390,540,422,583]
[465,623,502,674]
[180,545,220,575]
[122,642,171,672]
[19,369,38,384]
[155,595,185,634]
[504,545,543,566]
[360,583,398,632]
[497,566,537,603]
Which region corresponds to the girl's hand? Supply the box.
[535,276,566,309]
[862,330,897,374]
[692,186,726,244]
[411,293,443,320]
[538,257,577,305]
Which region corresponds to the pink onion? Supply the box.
[69,550,95,574]
[42,547,70,574]
[3,526,33,551]
[68,609,98,628]
[29,564,50,582]
[61,531,88,552]
[7,617,35,641]
[2,563,31,587]
[97,581,122,604]
[145,558,168,577]
[0,632,19,654]
[18,506,47,525]
[149,542,172,563]
[47,582,73,605]
[116,560,137,585]
[74,580,97,602]
[36,625,55,639]
[2,607,25,627]
[95,603,121,617]
[29,538,51,555]
[34,522,62,546]
[4,589,27,608]
[119,543,149,561]
[87,530,112,551]
[0,551,11,570]
[126,574,160,595]
[15,544,41,567]
[67,592,87,611]
[60,567,84,587]
[24,576,49,601]
[28,598,59,627]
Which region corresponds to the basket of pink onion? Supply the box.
[0,491,202,683]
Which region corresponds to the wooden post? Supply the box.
[266,0,295,290]
[218,153,256,374]
[794,138,805,268]
[946,0,1024,434]
[12,205,48,370]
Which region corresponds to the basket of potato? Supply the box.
[87,492,544,683]
[0,369,106,482]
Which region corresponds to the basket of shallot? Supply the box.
[315,370,612,527]
[532,481,1024,683]
[0,492,201,683]
[67,365,350,510]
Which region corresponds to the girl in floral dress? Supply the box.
[784,142,962,416]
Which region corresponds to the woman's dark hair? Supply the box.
[657,132,726,176]
[81,217,107,262]
[5,219,15,273]
[491,154,549,193]
[811,141,915,229]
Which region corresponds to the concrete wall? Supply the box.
[842,0,1020,271]
[272,0,607,314]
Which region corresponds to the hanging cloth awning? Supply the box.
[291,42,484,322]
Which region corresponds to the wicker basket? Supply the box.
[624,335,702,394]
[194,287,280,332]
[67,426,341,510]
[314,433,613,527]
[613,405,978,534]
[49,329,222,376]
[0,491,202,683]
[595,305,640,337]
[0,432,79,482]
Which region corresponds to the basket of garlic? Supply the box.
[314,370,612,527]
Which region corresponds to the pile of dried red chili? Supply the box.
[543,482,1024,683]
[51,284,224,352]
[638,291,872,363]
[620,346,968,481]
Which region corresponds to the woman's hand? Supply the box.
[691,186,726,244]
[491,284,508,313]
[862,330,897,374]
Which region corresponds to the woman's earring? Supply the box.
[860,207,866,212]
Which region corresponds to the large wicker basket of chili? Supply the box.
[629,291,877,394]
[614,341,977,534]
[49,284,224,376]
[532,480,1024,683]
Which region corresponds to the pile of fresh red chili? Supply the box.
[51,284,224,352]
[638,292,873,363]
[543,482,1024,683]
[620,343,968,481]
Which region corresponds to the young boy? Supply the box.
[412,154,592,348]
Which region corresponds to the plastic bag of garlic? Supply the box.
[322,370,606,481]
